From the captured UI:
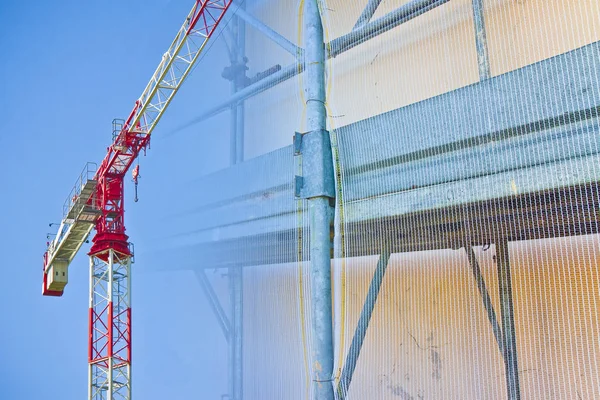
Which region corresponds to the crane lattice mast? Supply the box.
[41,1,232,399]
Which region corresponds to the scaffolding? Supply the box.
[153,1,600,399]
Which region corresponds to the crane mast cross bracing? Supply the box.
[41,1,233,399]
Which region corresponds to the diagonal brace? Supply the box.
[233,6,303,59]
[464,245,504,353]
[195,269,231,341]
[353,0,384,30]
[465,242,521,400]
[337,248,391,399]
[496,241,521,400]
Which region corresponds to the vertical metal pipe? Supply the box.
[229,8,245,400]
[229,105,239,165]
[231,269,243,400]
[464,246,504,354]
[227,104,235,396]
[338,249,391,399]
[309,198,335,399]
[304,0,326,132]
[496,241,521,400]
[232,274,243,400]
[227,105,236,400]
[472,0,491,80]
[304,1,335,399]
[229,10,245,164]
[235,100,245,164]
[235,10,246,165]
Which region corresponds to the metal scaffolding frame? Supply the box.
[177,0,454,130]
[229,7,245,399]
[177,38,600,400]
[195,3,247,399]
[188,1,534,399]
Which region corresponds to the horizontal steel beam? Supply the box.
[329,0,449,58]
[178,0,447,127]
[176,63,302,131]
[178,42,600,211]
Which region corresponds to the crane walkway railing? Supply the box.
[62,162,99,222]
[45,162,100,274]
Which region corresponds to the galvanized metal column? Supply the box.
[472,0,491,80]
[496,241,521,400]
[230,269,243,400]
[304,1,335,399]
[229,25,245,164]
[229,8,245,400]
[337,249,391,399]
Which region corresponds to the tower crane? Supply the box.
[41,1,232,399]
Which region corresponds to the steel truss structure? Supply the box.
[89,249,132,400]
[42,2,233,400]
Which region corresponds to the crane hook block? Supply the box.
[132,165,140,202]
[132,165,140,184]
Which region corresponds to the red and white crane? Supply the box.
[41,1,232,399]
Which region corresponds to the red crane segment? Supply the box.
[90,0,233,258]
[89,103,149,258]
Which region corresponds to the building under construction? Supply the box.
[41,0,600,399]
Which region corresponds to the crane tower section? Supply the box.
[41,1,233,400]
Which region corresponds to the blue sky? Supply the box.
[0,0,251,398]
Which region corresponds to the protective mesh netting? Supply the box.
[178,0,600,398]
[326,0,600,399]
